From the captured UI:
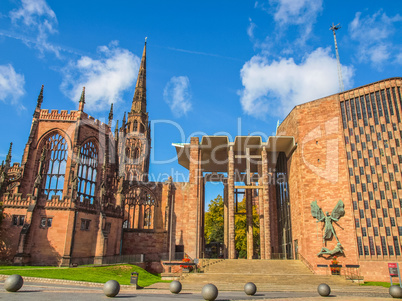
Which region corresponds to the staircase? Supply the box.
[177,259,357,291]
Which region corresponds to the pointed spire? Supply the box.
[79,87,85,111]
[115,120,119,137]
[5,142,12,168]
[33,85,44,117]
[36,85,44,109]
[131,39,147,112]
[80,87,85,103]
[108,103,114,127]
[121,112,126,130]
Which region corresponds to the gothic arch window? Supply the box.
[133,120,138,132]
[125,147,130,163]
[139,123,144,133]
[124,187,157,230]
[144,208,152,229]
[43,133,68,199]
[77,141,98,203]
[133,147,140,161]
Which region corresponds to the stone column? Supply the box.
[262,147,271,259]
[246,188,253,259]
[258,162,265,259]
[188,137,201,259]
[94,214,106,265]
[223,180,228,259]
[228,146,235,259]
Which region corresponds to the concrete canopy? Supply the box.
[172,135,296,172]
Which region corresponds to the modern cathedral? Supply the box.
[0,41,401,281]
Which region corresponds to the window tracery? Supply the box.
[124,187,156,230]
[77,141,98,203]
[43,133,68,199]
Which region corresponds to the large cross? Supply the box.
[234,147,261,187]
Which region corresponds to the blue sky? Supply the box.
[0,0,401,203]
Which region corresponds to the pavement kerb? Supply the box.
[0,274,138,289]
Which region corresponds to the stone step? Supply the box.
[181,273,351,284]
[180,259,356,288]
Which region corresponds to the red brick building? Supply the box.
[0,41,401,280]
[277,77,402,281]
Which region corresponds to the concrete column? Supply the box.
[223,181,228,259]
[258,163,265,259]
[246,188,253,259]
[188,137,201,259]
[228,146,235,259]
[262,147,271,259]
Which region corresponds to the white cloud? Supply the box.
[349,11,402,67]
[239,47,354,118]
[163,76,192,117]
[268,0,322,43]
[247,18,256,39]
[270,0,322,25]
[61,42,140,112]
[0,64,26,108]
[10,0,59,56]
[396,53,402,65]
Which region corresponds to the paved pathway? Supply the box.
[0,260,394,300]
[0,278,393,300]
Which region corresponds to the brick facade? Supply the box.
[278,77,402,281]
[0,46,400,282]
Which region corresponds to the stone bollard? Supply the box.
[244,282,257,295]
[169,280,182,294]
[202,283,218,301]
[389,285,402,298]
[317,283,331,297]
[4,274,24,292]
[103,280,120,297]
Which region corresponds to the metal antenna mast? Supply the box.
[330,23,344,92]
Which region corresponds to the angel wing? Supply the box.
[331,200,345,220]
[311,200,324,220]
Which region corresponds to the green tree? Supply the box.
[235,198,260,258]
[204,195,260,259]
[204,195,224,244]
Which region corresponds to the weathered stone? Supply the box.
[103,280,120,297]
[4,274,23,292]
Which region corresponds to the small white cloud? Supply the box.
[260,0,323,45]
[349,10,402,67]
[61,42,140,112]
[270,0,323,26]
[239,47,354,118]
[9,0,59,56]
[396,53,402,65]
[0,64,26,108]
[247,18,256,39]
[163,76,192,117]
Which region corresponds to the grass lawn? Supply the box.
[361,281,400,288]
[0,264,169,287]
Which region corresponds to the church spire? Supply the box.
[131,38,147,113]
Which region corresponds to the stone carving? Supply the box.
[311,200,345,257]
[317,242,344,256]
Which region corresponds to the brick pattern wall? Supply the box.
[278,94,359,273]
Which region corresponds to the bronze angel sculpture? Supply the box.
[311,200,345,256]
